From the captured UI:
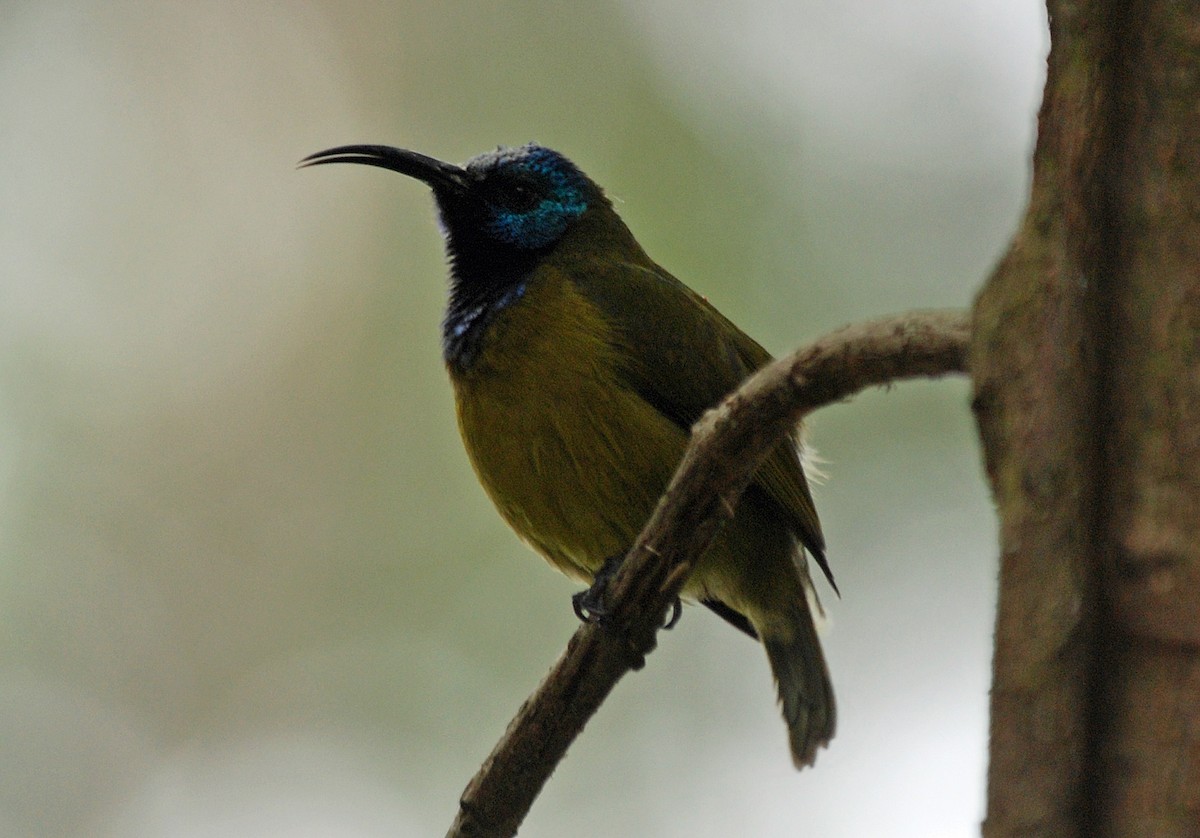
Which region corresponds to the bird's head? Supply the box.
[301,143,606,283]
[302,142,621,367]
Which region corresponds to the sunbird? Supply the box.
[302,143,836,767]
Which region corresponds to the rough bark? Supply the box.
[1092,0,1200,832]
[974,1,1200,834]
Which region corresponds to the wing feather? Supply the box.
[571,260,834,590]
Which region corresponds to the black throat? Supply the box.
[441,241,543,372]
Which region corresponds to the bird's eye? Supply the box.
[503,181,541,213]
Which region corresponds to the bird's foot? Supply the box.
[571,552,684,631]
[571,586,607,624]
[572,552,623,625]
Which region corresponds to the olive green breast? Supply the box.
[449,266,688,582]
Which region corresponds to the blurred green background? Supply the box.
[0,2,1047,835]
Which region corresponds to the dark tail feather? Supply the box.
[760,599,836,768]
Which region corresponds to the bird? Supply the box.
[301,142,836,767]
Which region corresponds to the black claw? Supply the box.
[572,588,607,624]
[571,554,679,669]
[663,597,683,630]
[572,552,625,625]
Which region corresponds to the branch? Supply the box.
[447,309,971,838]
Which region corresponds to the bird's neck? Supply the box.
[440,205,646,372]
[441,244,540,372]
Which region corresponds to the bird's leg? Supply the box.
[572,551,683,630]
[572,552,622,624]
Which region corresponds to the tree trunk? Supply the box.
[973,1,1200,835]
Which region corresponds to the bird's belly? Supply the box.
[452,357,685,582]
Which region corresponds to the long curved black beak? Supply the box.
[299,145,470,194]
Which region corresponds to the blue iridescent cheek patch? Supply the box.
[480,145,591,249]
[489,195,586,249]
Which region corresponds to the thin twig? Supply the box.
[447,309,971,838]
